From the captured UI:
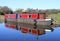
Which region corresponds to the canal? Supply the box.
[0,20,60,41]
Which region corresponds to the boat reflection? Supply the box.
[5,22,54,35]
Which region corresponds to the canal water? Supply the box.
[0,21,60,41]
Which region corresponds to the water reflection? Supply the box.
[5,21,54,39]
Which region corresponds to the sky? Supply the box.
[0,0,60,11]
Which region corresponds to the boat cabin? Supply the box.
[5,13,46,19]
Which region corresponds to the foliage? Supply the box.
[0,6,60,16]
[14,8,60,14]
[47,13,60,22]
[0,6,13,15]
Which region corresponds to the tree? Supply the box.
[14,9,23,14]
[0,6,13,15]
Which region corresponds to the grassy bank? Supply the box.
[0,15,4,19]
[47,13,60,22]
[0,15,4,23]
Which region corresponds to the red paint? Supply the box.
[5,14,9,19]
[38,30,45,34]
[10,25,16,29]
[39,14,46,19]
[21,14,29,18]
[5,23,10,27]
[10,14,16,18]
[31,29,45,35]
[5,13,46,19]
[30,14,38,19]
[21,27,29,33]
[31,29,38,34]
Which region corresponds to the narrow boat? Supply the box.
[5,13,53,25]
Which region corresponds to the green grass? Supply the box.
[0,15,4,19]
[47,13,60,22]
[0,15,4,22]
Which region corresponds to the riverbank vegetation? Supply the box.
[47,13,60,22]
[0,6,60,22]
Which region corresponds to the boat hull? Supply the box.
[6,18,53,25]
[36,19,53,25]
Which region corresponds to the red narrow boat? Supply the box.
[5,13,53,25]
